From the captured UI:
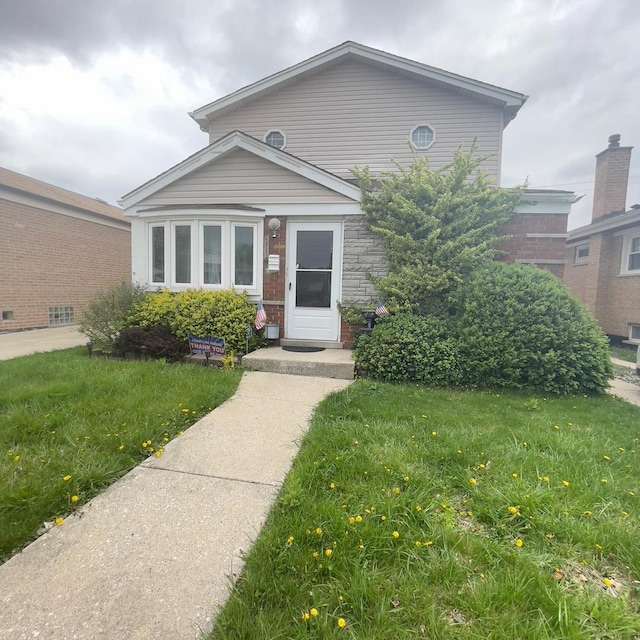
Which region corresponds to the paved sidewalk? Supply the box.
[610,356,640,407]
[0,326,88,360]
[0,372,351,640]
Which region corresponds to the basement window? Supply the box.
[49,306,74,326]
[629,324,640,344]
[574,243,590,264]
[2,310,13,321]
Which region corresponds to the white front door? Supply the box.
[285,221,342,341]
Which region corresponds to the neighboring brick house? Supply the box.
[564,135,640,343]
[0,167,131,332]
[121,41,572,347]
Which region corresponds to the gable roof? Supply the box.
[0,166,128,224]
[189,41,528,130]
[119,130,361,210]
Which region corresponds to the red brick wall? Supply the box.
[0,199,131,331]
[262,217,287,343]
[497,213,568,279]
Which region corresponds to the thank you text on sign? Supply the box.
[188,334,225,356]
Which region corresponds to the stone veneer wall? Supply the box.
[341,216,387,306]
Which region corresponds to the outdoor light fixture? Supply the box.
[268,217,281,237]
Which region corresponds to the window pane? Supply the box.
[175,225,191,283]
[412,126,433,148]
[296,272,331,307]
[629,252,640,271]
[234,226,254,286]
[296,231,333,269]
[203,226,222,284]
[266,131,284,149]
[152,226,165,283]
[631,237,640,253]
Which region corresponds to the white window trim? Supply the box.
[629,324,640,344]
[149,223,169,286]
[146,218,263,296]
[231,222,260,289]
[264,129,286,150]
[574,242,589,264]
[620,233,640,275]
[171,222,196,287]
[410,124,436,150]
[199,222,227,289]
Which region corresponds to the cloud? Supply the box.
[0,0,638,226]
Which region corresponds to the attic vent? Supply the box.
[264,130,286,150]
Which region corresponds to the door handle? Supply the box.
[289,282,292,290]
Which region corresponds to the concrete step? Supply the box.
[279,339,344,349]
[242,347,354,380]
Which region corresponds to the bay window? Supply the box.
[148,219,261,292]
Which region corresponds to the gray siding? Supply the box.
[139,149,354,207]
[208,60,504,182]
[341,216,388,305]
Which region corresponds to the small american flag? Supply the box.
[255,300,267,330]
[375,299,389,317]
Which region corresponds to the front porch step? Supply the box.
[279,339,344,349]
[242,347,354,380]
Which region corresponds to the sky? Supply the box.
[1,0,639,229]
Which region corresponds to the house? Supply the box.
[564,135,640,343]
[120,41,572,347]
[0,167,131,332]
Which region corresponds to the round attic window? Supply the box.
[264,130,286,150]
[410,125,435,149]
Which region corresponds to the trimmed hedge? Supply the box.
[455,262,612,394]
[354,262,612,395]
[354,314,461,386]
[129,289,260,355]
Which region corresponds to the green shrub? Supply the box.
[455,261,612,394]
[353,314,461,386]
[80,280,147,353]
[129,289,260,354]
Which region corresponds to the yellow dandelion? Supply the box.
[301,612,310,621]
[310,608,318,617]
[330,483,336,489]
[315,527,322,535]
[603,455,610,461]
[71,495,79,503]
[312,551,319,558]
[457,449,462,454]
[545,533,554,539]
[600,478,608,484]
[355,515,362,523]
[594,543,603,551]
[603,577,612,588]
[62,475,71,482]
[55,517,64,526]
[415,540,421,547]
[392,531,400,539]
[13,455,20,462]
[562,480,570,487]
[286,536,294,545]
[381,515,387,521]
[508,506,518,515]
[424,540,433,547]
[512,473,518,479]
[118,445,124,451]
[514,538,523,548]
[431,431,436,437]
[348,517,355,525]
[542,476,549,483]
[403,476,409,482]
[325,548,332,557]
[622,511,629,517]
[469,478,477,485]
[337,618,346,628]
[415,505,422,512]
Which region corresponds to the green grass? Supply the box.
[210,381,640,639]
[610,344,638,364]
[0,348,241,562]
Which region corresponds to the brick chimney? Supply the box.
[592,134,633,221]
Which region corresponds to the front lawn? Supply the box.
[0,348,241,562]
[211,382,640,639]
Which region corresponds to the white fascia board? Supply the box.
[135,208,267,219]
[189,41,527,127]
[516,192,575,215]
[259,203,364,216]
[120,131,360,211]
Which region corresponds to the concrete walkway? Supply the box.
[610,356,640,407]
[0,372,351,640]
[0,326,88,360]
